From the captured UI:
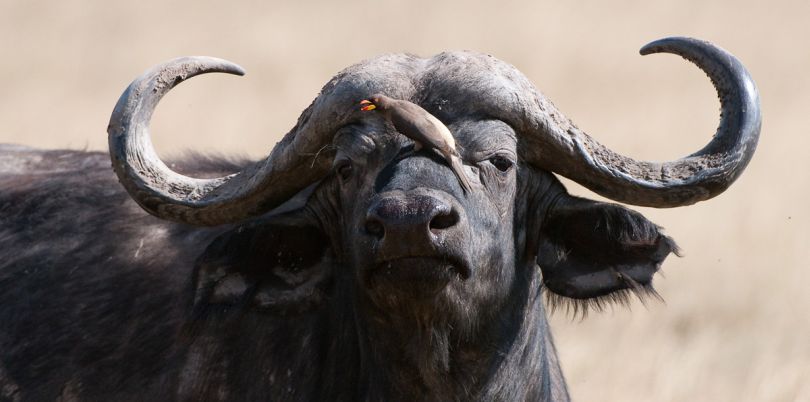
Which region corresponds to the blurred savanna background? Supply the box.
[1,1,807,401]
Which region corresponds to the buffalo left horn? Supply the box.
[519,37,761,207]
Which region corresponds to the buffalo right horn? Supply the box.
[108,57,348,226]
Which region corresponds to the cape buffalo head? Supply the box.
[106,37,759,398]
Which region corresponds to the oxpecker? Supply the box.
[359,94,473,193]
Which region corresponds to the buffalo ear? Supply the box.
[537,195,679,312]
[192,211,333,315]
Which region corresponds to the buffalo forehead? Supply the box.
[321,51,532,123]
[416,52,532,122]
[449,120,517,156]
[325,52,529,163]
[332,120,408,163]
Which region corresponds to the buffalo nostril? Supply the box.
[429,210,459,233]
[365,218,385,239]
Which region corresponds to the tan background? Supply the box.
[1,1,807,400]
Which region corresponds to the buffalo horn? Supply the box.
[521,37,761,207]
[108,57,341,226]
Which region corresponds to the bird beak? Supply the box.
[359,99,376,111]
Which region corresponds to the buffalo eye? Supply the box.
[335,160,353,181]
[489,155,514,172]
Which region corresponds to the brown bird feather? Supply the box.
[360,94,473,193]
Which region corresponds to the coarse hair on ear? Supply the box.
[536,194,680,317]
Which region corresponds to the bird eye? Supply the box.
[336,160,353,181]
[489,155,514,172]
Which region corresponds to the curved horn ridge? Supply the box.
[530,37,761,207]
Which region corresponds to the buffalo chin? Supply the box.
[365,257,469,298]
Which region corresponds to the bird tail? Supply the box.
[449,155,473,194]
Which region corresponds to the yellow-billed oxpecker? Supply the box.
[360,94,474,194]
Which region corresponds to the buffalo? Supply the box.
[0,37,759,401]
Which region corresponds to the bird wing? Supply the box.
[389,102,456,154]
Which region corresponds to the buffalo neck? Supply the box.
[324,260,569,402]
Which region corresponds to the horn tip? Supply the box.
[639,36,702,56]
[197,56,247,77]
[226,63,247,77]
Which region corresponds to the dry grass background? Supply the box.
[1,1,807,401]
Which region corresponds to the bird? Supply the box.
[359,94,473,194]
